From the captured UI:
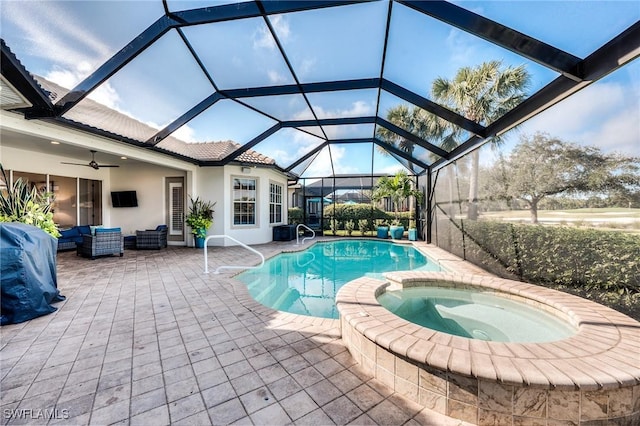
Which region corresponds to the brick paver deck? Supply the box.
[0,242,469,425]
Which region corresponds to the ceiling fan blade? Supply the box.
[61,150,120,169]
[61,162,91,167]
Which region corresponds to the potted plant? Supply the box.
[375,219,389,239]
[372,171,423,240]
[186,196,216,248]
[389,219,405,240]
[408,219,418,241]
[0,165,59,237]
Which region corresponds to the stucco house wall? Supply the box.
[0,110,289,247]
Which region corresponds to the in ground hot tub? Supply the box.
[336,271,640,425]
[377,285,577,343]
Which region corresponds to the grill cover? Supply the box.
[1,223,65,325]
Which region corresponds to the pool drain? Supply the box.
[472,329,491,340]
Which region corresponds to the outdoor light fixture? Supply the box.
[241,166,252,174]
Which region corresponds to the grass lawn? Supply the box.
[480,208,640,233]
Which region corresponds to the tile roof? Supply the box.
[34,77,275,165]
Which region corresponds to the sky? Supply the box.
[1,0,638,177]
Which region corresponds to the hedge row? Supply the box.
[323,204,417,231]
[288,203,418,231]
[436,219,640,293]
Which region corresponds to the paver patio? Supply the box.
[0,242,469,425]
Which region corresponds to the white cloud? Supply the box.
[303,145,363,176]
[304,146,333,177]
[577,106,639,152]
[285,131,324,164]
[254,15,290,50]
[231,56,244,68]
[173,125,197,143]
[445,28,477,69]
[293,108,316,121]
[257,129,323,167]
[44,66,124,113]
[270,16,291,43]
[253,26,276,50]
[5,2,111,72]
[267,70,288,84]
[379,164,408,175]
[312,100,374,121]
[519,82,639,154]
[3,2,138,118]
[297,58,317,77]
[299,150,326,176]
[44,68,81,92]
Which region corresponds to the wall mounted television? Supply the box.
[111,190,138,208]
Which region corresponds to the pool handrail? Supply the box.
[296,224,315,245]
[203,234,265,274]
[296,251,315,268]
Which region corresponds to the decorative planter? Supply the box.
[389,225,404,240]
[195,234,206,248]
[408,228,417,241]
[376,226,389,239]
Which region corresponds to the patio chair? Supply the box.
[76,228,124,259]
[135,225,168,250]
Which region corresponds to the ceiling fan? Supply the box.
[61,150,119,170]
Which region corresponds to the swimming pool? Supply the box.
[236,239,442,318]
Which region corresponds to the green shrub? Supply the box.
[358,219,370,235]
[323,203,393,226]
[288,207,303,225]
[329,218,339,234]
[345,220,355,236]
[0,165,59,237]
[438,219,640,294]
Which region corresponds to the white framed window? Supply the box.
[233,177,257,225]
[269,182,283,224]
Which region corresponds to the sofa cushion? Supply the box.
[77,225,91,235]
[95,227,121,233]
[59,228,80,239]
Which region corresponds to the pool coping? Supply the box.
[335,270,640,391]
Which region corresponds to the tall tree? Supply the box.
[485,132,640,223]
[431,60,530,220]
[371,171,423,223]
[375,105,448,172]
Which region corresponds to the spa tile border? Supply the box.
[336,271,640,390]
[336,271,640,424]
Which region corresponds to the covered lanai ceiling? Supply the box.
[1,0,639,178]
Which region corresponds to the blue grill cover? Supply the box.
[1,223,65,325]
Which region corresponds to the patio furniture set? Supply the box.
[58,224,168,259]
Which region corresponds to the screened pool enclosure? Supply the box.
[2,1,638,259]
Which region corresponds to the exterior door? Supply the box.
[306,197,321,229]
[166,177,185,242]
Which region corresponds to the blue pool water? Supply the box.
[378,286,577,342]
[237,239,442,319]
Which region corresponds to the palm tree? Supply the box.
[431,60,530,219]
[371,171,423,223]
[376,105,418,173]
[376,105,451,171]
